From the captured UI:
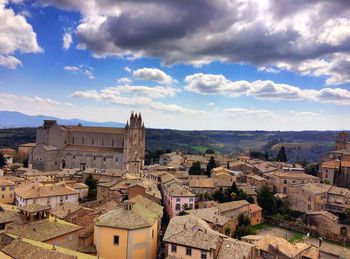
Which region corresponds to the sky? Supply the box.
[0,0,350,130]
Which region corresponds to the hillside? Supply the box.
[0,127,342,163]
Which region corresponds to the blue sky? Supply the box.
[0,0,350,130]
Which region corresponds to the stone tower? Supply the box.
[123,112,145,172]
[336,131,349,150]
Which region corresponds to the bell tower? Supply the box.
[336,131,349,150]
[123,112,145,171]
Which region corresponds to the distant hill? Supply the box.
[0,111,346,163]
[0,111,124,128]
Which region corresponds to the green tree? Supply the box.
[0,153,6,168]
[205,148,215,154]
[276,146,287,162]
[305,163,319,177]
[189,161,203,175]
[238,213,251,226]
[206,156,216,177]
[212,190,226,203]
[257,185,277,214]
[85,174,97,200]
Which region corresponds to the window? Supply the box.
[1,195,4,199]
[152,229,154,238]
[66,196,68,200]
[73,155,75,159]
[94,156,96,160]
[72,137,75,144]
[189,198,193,202]
[175,204,181,211]
[102,139,104,146]
[201,251,207,259]
[284,180,287,184]
[113,235,119,245]
[92,138,94,145]
[189,204,193,210]
[1,187,5,191]
[47,198,50,204]
[82,138,84,144]
[171,244,177,253]
[283,187,287,193]
[176,198,180,202]
[186,247,192,256]
[104,157,106,161]
[9,194,13,198]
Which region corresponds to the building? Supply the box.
[288,183,350,214]
[15,182,79,208]
[5,217,82,251]
[0,234,97,259]
[127,180,162,204]
[265,171,320,194]
[94,197,163,259]
[215,200,263,226]
[241,235,319,259]
[0,180,15,204]
[188,176,216,195]
[186,208,236,236]
[246,174,273,192]
[163,215,253,259]
[161,180,195,218]
[30,112,145,172]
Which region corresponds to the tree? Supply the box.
[85,174,97,200]
[212,190,226,203]
[276,146,287,162]
[305,163,319,177]
[189,161,203,175]
[257,185,277,214]
[205,148,215,155]
[206,156,216,177]
[238,213,251,226]
[0,153,6,168]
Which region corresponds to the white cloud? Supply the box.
[40,0,350,84]
[117,77,132,85]
[258,66,280,73]
[133,68,175,85]
[124,66,132,73]
[71,84,201,115]
[64,65,95,79]
[0,0,42,69]
[185,73,350,105]
[62,31,73,50]
[225,107,276,119]
[207,102,215,107]
[0,55,22,69]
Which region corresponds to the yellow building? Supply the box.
[0,180,15,204]
[94,195,163,259]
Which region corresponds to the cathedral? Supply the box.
[30,112,145,172]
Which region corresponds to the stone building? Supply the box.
[30,112,145,172]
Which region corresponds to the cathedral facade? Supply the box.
[30,112,145,172]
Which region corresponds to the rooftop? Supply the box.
[215,200,250,213]
[15,182,79,199]
[95,200,161,230]
[216,238,253,259]
[163,215,221,251]
[19,204,51,214]
[188,177,216,188]
[187,208,232,226]
[50,202,83,219]
[6,218,82,242]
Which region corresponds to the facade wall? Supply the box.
[46,230,80,251]
[15,193,79,208]
[32,115,145,172]
[165,243,214,259]
[0,185,15,204]
[168,196,195,218]
[94,220,159,259]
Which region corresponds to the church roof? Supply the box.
[70,126,124,134]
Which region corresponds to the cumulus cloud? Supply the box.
[0,0,42,68]
[225,107,275,119]
[133,68,175,84]
[117,77,132,85]
[64,65,95,79]
[124,66,132,73]
[62,31,73,50]
[39,0,350,84]
[185,73,350,105]
[71,84,201,114]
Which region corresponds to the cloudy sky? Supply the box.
[0,0,350,130]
